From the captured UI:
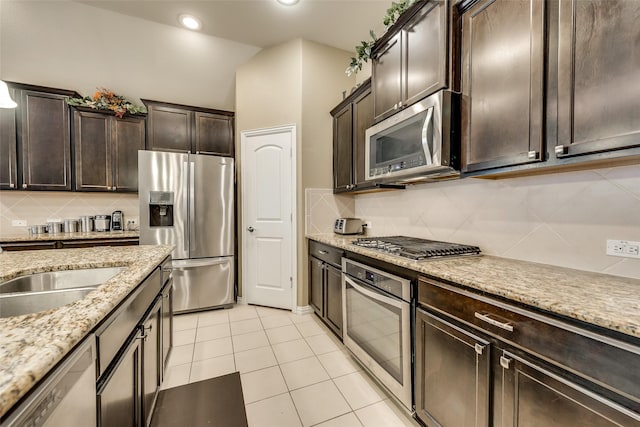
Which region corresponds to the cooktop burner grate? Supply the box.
[352,236,481,260]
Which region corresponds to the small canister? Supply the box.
[29,225,47,235]
[64,219,79,233]
[94,215,111,232]
[79,216,94,233]
[47,222,63,234]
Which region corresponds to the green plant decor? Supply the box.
[346,0,420,76]
[66,88,147,118]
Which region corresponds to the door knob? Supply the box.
[247,226,255,232]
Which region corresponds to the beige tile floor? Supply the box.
[163,304,419,427]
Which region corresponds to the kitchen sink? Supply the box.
[0,267,125,294]
[0,288,97,318]
[0,266,125,318]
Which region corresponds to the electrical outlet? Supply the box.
[606,239,640,259]
[11,220,27,227]
[127,217,139,230]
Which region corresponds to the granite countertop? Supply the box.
[0,245,173,418]
[0,230,140,243]
[307,233,640,340]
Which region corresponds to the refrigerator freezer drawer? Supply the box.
[172,257,234,313]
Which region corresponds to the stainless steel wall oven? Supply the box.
[342,258,413,411]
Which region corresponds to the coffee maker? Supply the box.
[111,210,124,232]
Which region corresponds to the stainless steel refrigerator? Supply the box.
[138,150,235,313]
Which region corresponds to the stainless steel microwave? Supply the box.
[365,90,459,183]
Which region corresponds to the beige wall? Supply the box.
[236,38,354,307]
[0,1,260,110]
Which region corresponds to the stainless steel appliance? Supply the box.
[352,236,481,260]
[2,336,96,426]
[94,215,111,232]
[138,150,234,313]
[110,210,123,232]
[342,258,412,410]
[365,90,459,183]
[333,218,364,235]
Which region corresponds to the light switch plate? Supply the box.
[606,239,640,259]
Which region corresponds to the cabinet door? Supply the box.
[415,308,490,427]
[113,116,146,192]
[309,257,324,316]
[0,95,17,189]
[555,0,640,158]
[146,105,191,153]
[461,0,545,173]
[73,110,111,191]
[98,336,142,427]
[194,111,234,157]
[352,86,373,188]
[372,32,403,122]
[19,90,72,190]
[324,264,343,337]
[142,301,161,427]
[500,351,640,427]
[404,0,448,107]
[332,103,353,191]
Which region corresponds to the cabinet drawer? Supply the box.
[96,267,162,377]
[309,241,343,268]
[418,277,640,406]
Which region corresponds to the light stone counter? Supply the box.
[308,233,640,340]
[0,245,173,418]
[0,230,140,243]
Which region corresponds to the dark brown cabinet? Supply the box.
[460,0,545,173]
[415,308,490,427]
[331,79,395,193]
[416,277,640,427]
[0,83,79,191]
[372,0,449,122]
[554,0,640,159]
[143,100,234,157]
[72,108,146,192]
[308,241,343,338]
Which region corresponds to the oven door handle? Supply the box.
[344,276,403,309]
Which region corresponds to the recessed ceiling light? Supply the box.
[178,14,201,31]
[276,0,300,5]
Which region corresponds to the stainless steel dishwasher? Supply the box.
[2,335,97,426]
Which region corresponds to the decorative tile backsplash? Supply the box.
[305,189,355,234]
[307,165,640,279]
[0,192,139,235]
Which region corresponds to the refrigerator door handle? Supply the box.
[189,161,196,253]
[182,161,189,252]
[172,258,232,269]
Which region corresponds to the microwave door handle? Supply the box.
[345,276,403,309]
[421,107,434,165]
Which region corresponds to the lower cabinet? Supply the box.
[415,277,640,427]
[96,257,173,427]
[308,241,344,338]
[415,309,490,427]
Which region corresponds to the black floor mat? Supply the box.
[150,372,248,427]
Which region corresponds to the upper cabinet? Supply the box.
[0,82,79,191]
[460,0,640,176]
[460,0,545,173]
[72,108,146,192]
[554,0,640,159]
[372,0,450,123]
[143,100,234,157]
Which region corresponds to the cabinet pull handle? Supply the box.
[474,311,514,332]
[9,183,14,189]
[318,250,329,255]
[22,183,27,189]
[474,343,485,355]
[555,145,568,156]
[527,151,539,160]
[500,355,512,370]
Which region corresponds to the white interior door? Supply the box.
[241,126,295,310]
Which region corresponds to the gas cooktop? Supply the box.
[351,236,481,260]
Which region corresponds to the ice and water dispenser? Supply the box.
[149,191,174,227]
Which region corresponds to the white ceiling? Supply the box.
[78,0,391,52]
